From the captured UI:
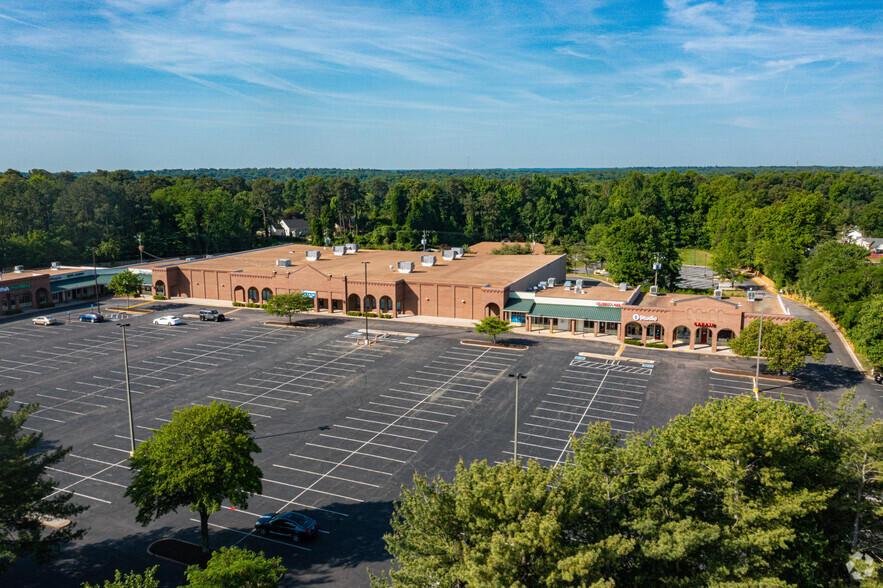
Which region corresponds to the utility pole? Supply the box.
[421,230,429,252]
[652,252,663,289]
[508,373,526,462]
[92,248,101,317]
[753,290,765,400]
[529,233,537,253]
[118,323,136,455]
[136,234,143,264]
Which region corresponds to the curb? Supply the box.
[711,367,795,383]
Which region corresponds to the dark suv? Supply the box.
[199,309,225,322]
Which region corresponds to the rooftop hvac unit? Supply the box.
[547,277,556,287]
[13,265,24,273]
[397,261,414,273]
[451,247,465,258]
[389,264,396,272]
[564,280,572,290]
[650,285,658,296]
[575,278,584,288]
[275,259,291,267]
[185,257,194,261]
[619,282,627,291]
[538,280,547,289]
[332,245,346,256]
[714,289,723,299]
[420,255,436,267]
[50,261,60,270]
[747,290,757,301]
[345,243,359,253]
[305,250,321,261]
[442,250,456,260]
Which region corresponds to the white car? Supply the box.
[32,316,58,326]
[153,315,183,326]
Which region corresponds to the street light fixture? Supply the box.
[753,290,765,399]
[508,373,526,462]
[362,261,369,344]
[118,323,136,455]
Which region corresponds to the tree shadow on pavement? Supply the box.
[792,363,866,394]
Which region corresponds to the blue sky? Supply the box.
[1,1,881,171]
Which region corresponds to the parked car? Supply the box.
[153,315,183,326]
[199,309,225,321]
[254,511,319,541]
[78,313,104,323]
[32,316,58,326]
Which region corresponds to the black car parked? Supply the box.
[199,309,225,321]
[254,511,318,541]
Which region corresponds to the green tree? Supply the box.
[184,547,284,588]
[797,241,871,320]
[851,295,883,369]
[107,270,144,308]
[602,214,681,288]
[0,390,88,576]
[264,292,314,324]
[474,315,513,344]
[81,566,159,588]
[729,318,828,374]
[124,402,263,552]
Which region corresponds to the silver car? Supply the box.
[32,316,58,326]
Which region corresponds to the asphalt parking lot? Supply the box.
[2,301,878,587]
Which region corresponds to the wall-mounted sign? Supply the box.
[301,290,317,299]
[694,322,716,327]
[0,282,33,293]
[632,313,658,322]
[596,301,622,307]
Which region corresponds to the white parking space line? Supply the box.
[272,464,381,488]
[193,519,311,551]
[261,477,364,503]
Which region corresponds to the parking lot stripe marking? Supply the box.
[305,443,407,463]
[354,410,445,427]
[319,433,418,453]
[69,454,128,468]
[69,491,113,504]
[47,467,129,489]
[36,394,107,408]
[208,396,287,410]
[288,453,394,475]
[93,443,132,454]
[47,455,130,502]
[272,464,381,487]
[194,519,311,551]
[261,477,364,503]
[369,401,455,418]
[336,423,430,443]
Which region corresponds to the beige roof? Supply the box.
[0,266,99,280]
[469,241,545,255]
[150,243,563,288]
[635,292,786,314]
[535,282,636,302]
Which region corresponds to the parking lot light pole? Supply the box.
[118,323,136,455]
[362,261,369,344]
[92,248,101,317]
[508,373,526,462]
[753,291,765,400]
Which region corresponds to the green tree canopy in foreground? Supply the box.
[473,315,513,344]
[124,402,262,552]
[375,394,875,587]
[264,292,314,324]
[184,547,285,588]
[851,294,883,370]
[729,317,829,374]
[0,390,88,577]
[81,566,159,588]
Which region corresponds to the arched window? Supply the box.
[248,287,259,301]
[261,288,273,301]
[155,281,166,295]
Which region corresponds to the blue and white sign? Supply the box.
[302,290,317,299]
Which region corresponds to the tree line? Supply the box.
[3,168,882,278]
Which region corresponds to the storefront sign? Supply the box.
[0,282,32,293]
[694,322,716,327]
[596,301,622,307]
[632,313,658,322]
[302,291,317,299]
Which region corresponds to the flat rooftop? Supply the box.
[151,244,564,288]
[535,282,637,302]
[0,266,102,281]
[635,292,786,314]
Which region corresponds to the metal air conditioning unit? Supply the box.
[397,261,414,273]
[442,250,456,261]
[619,282,627,291]
[538,280,547,289]
[420,255,436,267]
[575,278,584,288]
[451,247,465,258]
[332,245,346,256]
[547,277,556,287]
[747,290,757,301]
[13,265,24,273]
[345,243,359,253]
[714,289,723,299]
[305,250,321,261]
[275,259,291,267]
[650,285,658,296]
[564,280,572,290]
[50,261,61,270]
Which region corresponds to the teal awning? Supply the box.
[529,303,622,322]
[504,298,535,313]
[51,274,115,292]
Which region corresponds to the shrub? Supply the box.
[152,294,166,300]
[232,301,244,307]
[4,308,23,316]
[37,302,55,309]
[646,342,668,349]
[347,311,362,316]
[381,313,392,319]
[246,302,258,308]
[623,338,643,346]
[366,312,378,318]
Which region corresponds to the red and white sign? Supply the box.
[694,322,716,327]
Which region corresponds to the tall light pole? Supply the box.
[753,290,765,399]
[362,261,369,343]
[508,373,526,462]
[92,248,101,316]
[118,323,136,455]
[136,234,144,264]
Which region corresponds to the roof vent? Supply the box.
[442,250,456,261]
[332,245,346,256]
[538,280,547,289]
[420,255,436,267]
[50,261,61,270]
[714,289,722,299]
[547,277,556,287]
[619,282,627,291]
[13,265,24,273]
[397,261,414,274]
[564,280,572,290]
[345,243,359,253]
[575,278,584,288]
[275,259,291,267]
[306,250,321,261]
[185,257,194,261]
[650,285,658,296]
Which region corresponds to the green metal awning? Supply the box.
[51,274,115,292]
[504,298,535,313]
[529,303,622,322]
